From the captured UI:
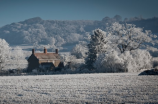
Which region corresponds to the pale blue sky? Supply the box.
[0,0,158,27]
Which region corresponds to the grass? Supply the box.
[0,73,157,103]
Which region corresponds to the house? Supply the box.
[27,48,64,72]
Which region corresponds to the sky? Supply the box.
[0,0,158,27]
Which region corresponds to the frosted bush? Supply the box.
[121,49,152,72]
[94,51,125,73]
[94,49,152,73]
[71,41,88,59]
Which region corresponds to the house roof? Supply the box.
[34,53,60,60]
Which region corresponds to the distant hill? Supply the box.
[0,17,95,45]
[124,17,158,33]
[0,16,158,48]
[0,15,123,46]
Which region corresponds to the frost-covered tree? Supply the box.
[10,46,28,71]
[71,41,88,59]
[107,22,155,53]
[92,23,155,72]
[55,35,65,47]
[48,37,56,46]
[60,54,77,70]
[65,33,83,44]
[11,47,25,59]
[0,39,10,71]
[86,29,108,70]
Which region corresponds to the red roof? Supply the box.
[34,53,60,60]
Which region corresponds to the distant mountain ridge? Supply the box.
[0,16,158,46]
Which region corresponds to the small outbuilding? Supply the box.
[27,48,63,72]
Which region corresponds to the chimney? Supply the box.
[55,49,58,54]
[32,49,35,54]
[44,47,47,53]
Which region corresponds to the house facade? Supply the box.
[27,48,63,72]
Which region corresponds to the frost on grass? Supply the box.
[0,73,157,103]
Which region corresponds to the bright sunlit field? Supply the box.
[0,73,157,104]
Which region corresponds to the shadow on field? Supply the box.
[139,69,158,75]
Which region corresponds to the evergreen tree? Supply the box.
[86,29,107,70]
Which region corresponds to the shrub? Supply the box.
[94,49,152,73]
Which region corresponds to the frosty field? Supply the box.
[0,73,158,104]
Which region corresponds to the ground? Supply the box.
[0,73,157,104]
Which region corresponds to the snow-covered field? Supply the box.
[0,73,157,104]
